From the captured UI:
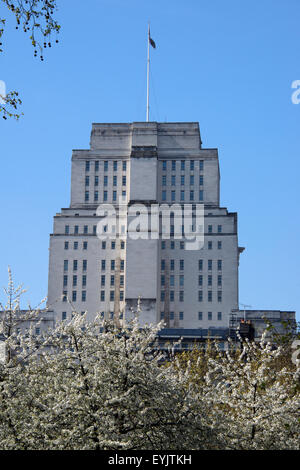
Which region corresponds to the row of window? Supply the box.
[85,189,127,202]
[85,161,127,172]
[65,225,97,235]
[160,274,222,287]
[160,290,223,302]
[85,175,127,187]
[64,240,126,250]
[160,311,223,321]
[162,190,204,202]
[62,290,125,303]
[161,259,223,271]
[63,259,125,272]
[161,240,222,250]
[61,311,124,321]
[162,174,204,186]
[162,160,204,172]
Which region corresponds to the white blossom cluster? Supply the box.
[0,272,299,450]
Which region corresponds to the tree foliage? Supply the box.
[0,0,60,119]
[0,274,299,450]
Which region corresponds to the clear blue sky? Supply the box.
[0,0,299,321]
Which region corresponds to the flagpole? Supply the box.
[146,23,150,122]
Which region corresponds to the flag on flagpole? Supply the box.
[149,29,156,49]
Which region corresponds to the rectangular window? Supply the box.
[179,275,184,287]
[104,175,108,186]
[190,174,194,186]
[85,191,89,202]
[190,190,194,201]
[85,175,89,187]
[208,260,212,271]
[73,260,78,271]
[218,260,222,271]
[198,259,203,271]
[198,275,203,286]
[171,190,176,202]
[84,225,88,234]
[170,275,175,287]
[113,161,118,171]
[180,241,184,250]
[199,190,204,201]
[101,275,106,287]
[208,312,212,321]
[208,225,212,233]
[64,241,69,250]
[102,241,106,250]
[181,160,185,171]
[62,312,67,321]
[198,312,203,321]
[162,190,166,201]
[95,161,99,172]
[62,291,67,302]
[82,260,87,272]
[199,160,204,171]
[120,275,124,287]
[170,240,175,249]
[101,260,106,271]
[180,259,184,271]
[113,175,117,186]
[94,191,98,202]
[179,291,184,302]
[208,241,212,250]
[162,175,166,186]
[171,175,176,186]
[64,260,68,272]
[103,191,107,201]
[83,241,88,250]
[74,225,79,235]
[218,291,222,302]
[121,240,125,249]
[100,290,105,301]
[65,225,69,235]
[208,291,212,302]
[110,275,115,287]
[208,275,212,286]
[161,260,165,271]
[111,260,115,271]
[170,311,174,320]
[120,260,124,271]
[82,275,86,287]
[162,161,167,171]
[122,175,126,186]
[161,291,165,301]
[172,160,176,171]
[93,225,97,235]
[160,311,165,319]
[218,312,222,321]
[180,190,185,201]
[198,290,203,302]
[113,191,117,202]
[82,291,86,302]
[122,161,127,171]
[181,175,185,186]
[72,291,77,302]
[104,161,108,171]
[63,275,68,287]
[218,225,222,233]
[170,291,174,302]
[199,175,204,186]
[72,275,77,287]
[179,311,184,320]
[85,161,90,172]
[218,241,222,250]
[218,275,222,286]
[170,259,175,271]
[161,275,165,286]
[120,291,124,301]
[161,240,166,250]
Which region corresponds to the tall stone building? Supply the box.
[47,122,243,329]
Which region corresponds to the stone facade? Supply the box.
[47,122,243,329]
